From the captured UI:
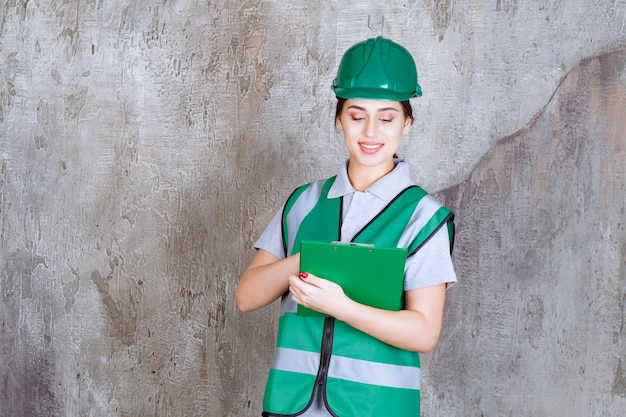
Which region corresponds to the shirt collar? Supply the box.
[328,159,415,202]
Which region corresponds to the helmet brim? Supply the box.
[333,86,422,101]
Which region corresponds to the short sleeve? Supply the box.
[404,226,457,291]
[253,206,286,260]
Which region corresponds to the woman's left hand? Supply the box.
[288,272,349,316]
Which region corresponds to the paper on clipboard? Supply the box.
[297,240,407,317]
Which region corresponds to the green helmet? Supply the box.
[332,36,422,101]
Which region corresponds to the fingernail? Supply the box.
[299,272,308,279]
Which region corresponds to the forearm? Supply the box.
[333,301,442,353]
[289,274,446,353]
[235,251,300,312]
[305,281,446,353]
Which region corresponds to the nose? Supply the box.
[363,118,377,137]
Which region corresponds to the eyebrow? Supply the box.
[346,105,400,113]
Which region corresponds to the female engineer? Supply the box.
[235,36,457,417]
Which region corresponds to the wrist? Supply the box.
[333,295,359,323]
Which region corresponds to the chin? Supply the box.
[353,155,395,169]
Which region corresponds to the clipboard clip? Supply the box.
[330,241,375,247]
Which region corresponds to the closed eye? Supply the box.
[348,110,366,121]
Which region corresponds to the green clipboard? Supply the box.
[297,240,407,317]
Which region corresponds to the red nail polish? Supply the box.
[299,272,308,279]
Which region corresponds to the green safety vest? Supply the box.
[262,176,454,417]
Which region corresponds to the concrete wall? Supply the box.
[432,48,626,417]
[0,1,624,416]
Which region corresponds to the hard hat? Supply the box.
[332,36,422,101]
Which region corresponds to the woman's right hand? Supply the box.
[288,272,350,317]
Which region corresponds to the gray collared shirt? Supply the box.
[254,159,457,290]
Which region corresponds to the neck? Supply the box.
[347,160,395,192]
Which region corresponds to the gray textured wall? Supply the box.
[433,48,626,417]
[0,1,624,416]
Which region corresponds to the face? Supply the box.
[336,99,412,174]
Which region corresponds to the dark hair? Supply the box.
[335,98,414,122]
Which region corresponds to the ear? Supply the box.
[403,117,412,134]
[336,118,343,132]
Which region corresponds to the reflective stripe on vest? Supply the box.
[398,194,453,253]
[283,179,329,256]
[272,347,421,390]
[263,176,454,417]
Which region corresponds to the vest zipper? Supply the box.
[317,317,335,385]
[318,317,340,417]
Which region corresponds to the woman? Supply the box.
[235,36,457,417]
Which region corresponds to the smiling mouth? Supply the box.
[359,142,383,153]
